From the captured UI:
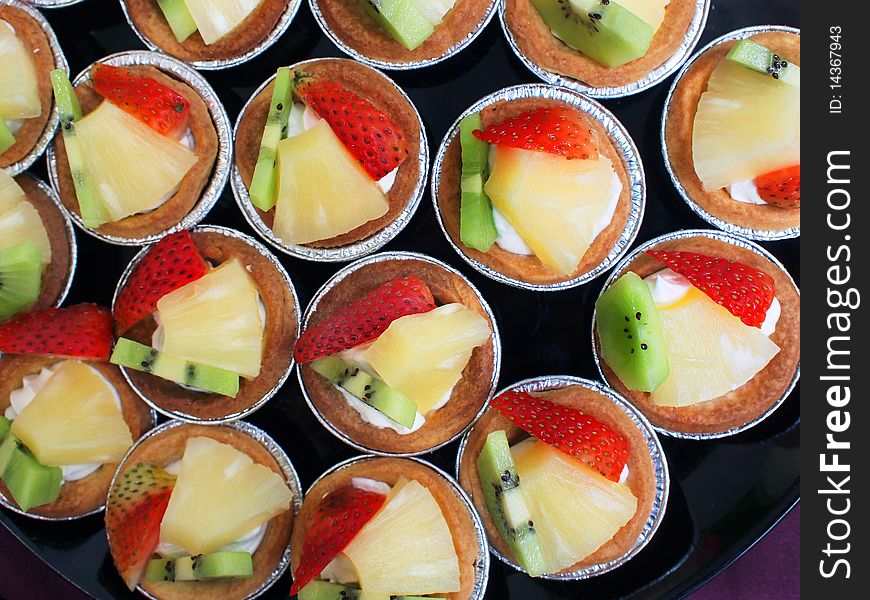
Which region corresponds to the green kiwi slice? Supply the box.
[249,67,293,212]
[459,112,498,253]
[0,119,14,154]
[359,0,434,51]
[726,39,800,86]
[0,241,43,321]
[144,551,253,582]
[156,0,198,43]
[0,433,62,511]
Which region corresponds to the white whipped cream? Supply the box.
[3,118,24,135]
[618,464,629,485]
[728,180,766,205]
[351,476,391,496]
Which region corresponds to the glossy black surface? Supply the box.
[0,0,799,598]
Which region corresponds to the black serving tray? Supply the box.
[0,0,800,598]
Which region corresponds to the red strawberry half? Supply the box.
[294,73,409,180]
[473,107,598,160]
[106,463,176,591]
[295,276,436,363]
[490,390,630,482]
[290,485,386,595]
[755,165,800,208]
[91,63,190,138]
[0,303,112,360]
[647,249,776,328]
[113,231,208,335]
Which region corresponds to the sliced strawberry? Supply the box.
[294,73,409,180]
[473,107,598,160]
[105,463,176,590]
[0,303,112,360]
[647,249,776,328]
[755,165,800,208]
[295,276,436,363]
[290,485,386,595]
[91,63,190,138]
[113,231,208,335]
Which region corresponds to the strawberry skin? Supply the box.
[491,390,630,482]
[113,231,208,335]
[294,74,409,180]
[295,276,436,363]
[290,485,386,595]
[473,107,598,160]
[647,249,776,328]
[755,165,800,208]
[91,64,190,138]
[0,303,112,360]
[106,463,176,591]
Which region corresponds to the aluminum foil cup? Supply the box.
[231,57,428,263]
[431,83,645,291]
[455,375,670,579]
[305,454,490,598]
[119,0,302,70]
[3,0,67,176]
[25,0,84,8]
[298,251,502,456]
[499,0,710,98]
[591,229,801,439]
[108,419,304,600]
[112,225,301,424]
[310,0,499,70]
[46,50,233,246]
[661,25,801,241]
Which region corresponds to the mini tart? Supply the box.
[0,2,56,169]
[52,64,219,241]
[234,58,423,249]
[0,356,154,519]
[122,0,291,65]
[299,256,497,454]
[114,422,294,600]
[664,30,801,234]
[594,234,800,435]
[119,229,298,422]
[291,457,482,600]
[436,96,633,286]
[458,384,657,574]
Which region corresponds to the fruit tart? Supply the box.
[105,420,300,598]
[234,59,425,260]
[290,456,488,599]
[48,56,223,243]
[664,27,800,239]
[593,230,800,437]
[110,226,300,422]
[435,87,639,289]
[297,252,499,455]
[0,303,154,519]
[457,377,666,577]
[0,169,75,322]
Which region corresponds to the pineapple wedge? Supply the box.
[11,361,133,467]
[157,259,264,379]
[159,436,292,555]
[617,0,670,31]
[343,479,461,596]
[0,167,25,213]
[512,438,637,574]
[183,0,263,45]
[272,119,388,245]
[0,170,51,265]
[363,304,491,413]
[0,20,41,119]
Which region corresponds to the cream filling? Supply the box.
[728,179,767,205]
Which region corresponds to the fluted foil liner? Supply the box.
[25,0,83,7]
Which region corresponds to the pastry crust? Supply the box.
[290,457,482,600]
[120,229,298,421]
[52,65,219,241]
[299,256,497,454]
[595,234,801,435]
[665,31,801,233]
[0,356,154,519]
[436,96,633,286]
[457,384,658,574]
[114,423,295,600]
[234,58,422,248]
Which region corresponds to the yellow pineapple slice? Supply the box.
[617,0,670,31]
[692,59,800,190]
[0,170,50,265]
[343,479,461,596]
[484,147,619,275]
[157,259,264,378]
[11,361,133,466]
[511,438,637,574]
[0,20,41,119]
[650,287,780,407]
[183,0,264,45]
[272,119,388,245]
[159,436,292,554]
[73,101,197,222]
[0,167,24,213]
[363,303,491,413]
